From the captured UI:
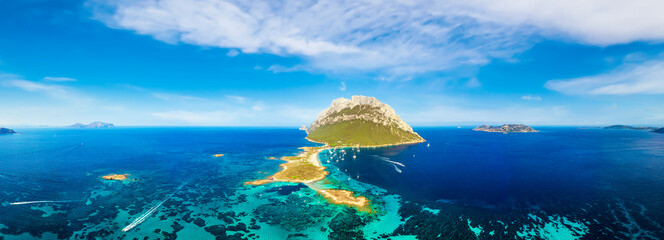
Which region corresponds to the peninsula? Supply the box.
[473,124,538,133]
[0,128,16,134]
[69,121,115,128]
[247,96,425,211]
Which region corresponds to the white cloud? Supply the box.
[153,110,236,125]
[227,49,240,57]
[339,82,346,91]
[545,59,664,95]
[521,95,542,101]
[266,64,303,73]
[465,77,482,88]
[89,0,530,75]
[90,0,664,76]
[409,104,571,125]
[153,92,203,101]
[448,0,664,46]
[43,76,77,82]
[252,105,263,111]
[226,95,246,103]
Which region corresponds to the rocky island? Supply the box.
[473,124,538,133]
[247,96,424,211]
[307,96,425,147]
[0,128,16,134]
[70,121,115,128]
[102,174,129,181]
[603,125,657,131]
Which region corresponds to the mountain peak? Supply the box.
[307,96,424,147]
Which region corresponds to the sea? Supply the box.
[0,127,663,239]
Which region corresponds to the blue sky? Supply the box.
[1,0,663,126]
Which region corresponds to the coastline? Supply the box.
[246,137,425,211]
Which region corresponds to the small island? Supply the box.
[653,128,664,134]
[473,124,538,133]
[70,121,115,128]
[102,174,129,181]
[247,96,425,211]
[0,128,16,135]
[603,125,657,131]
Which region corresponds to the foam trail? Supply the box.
[10,200,79,205]
[122,181,188,232]
[393,164,402,173]
[373,155,405,167]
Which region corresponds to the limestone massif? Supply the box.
[306,96,425,147]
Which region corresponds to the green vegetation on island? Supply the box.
[307,119,424,147]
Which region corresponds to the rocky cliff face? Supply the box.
[473,124,537,133]
[307,96,424,147]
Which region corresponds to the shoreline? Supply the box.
[246,137,425,211]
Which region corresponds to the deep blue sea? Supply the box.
[1,127,663,239]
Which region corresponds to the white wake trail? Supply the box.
[10,200,79,205]
[122,181,188,232]
[373,155,406,167]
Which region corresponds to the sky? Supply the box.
[1,0,663,127]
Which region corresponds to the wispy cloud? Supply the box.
[152,92,203,101]
[91,0,664,77]
[266,65,304,73]
[465,77,482,88]
[43,76,77,82]
[2,75,71,99]
[521,95,542,101]
[339,82,346,91]
[545,59,664,95]
[226,95,246,103]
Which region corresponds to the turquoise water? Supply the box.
[0,127,663,239]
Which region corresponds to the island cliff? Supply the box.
[0,128,16,134]
[307,96,425,147]
[473,124,537,133]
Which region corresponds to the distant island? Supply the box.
[654,128,664,134]
[69,121,115,128]
[0,128,16,134]
[603,125,657,131]
[247,96,424,211]
[307,96,425,147]
[473,124,538,133]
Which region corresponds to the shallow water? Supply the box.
[0,127,662,239]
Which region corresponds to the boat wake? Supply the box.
[10,200,80,205]
[122,181,189,232]
[372,155,405,173]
